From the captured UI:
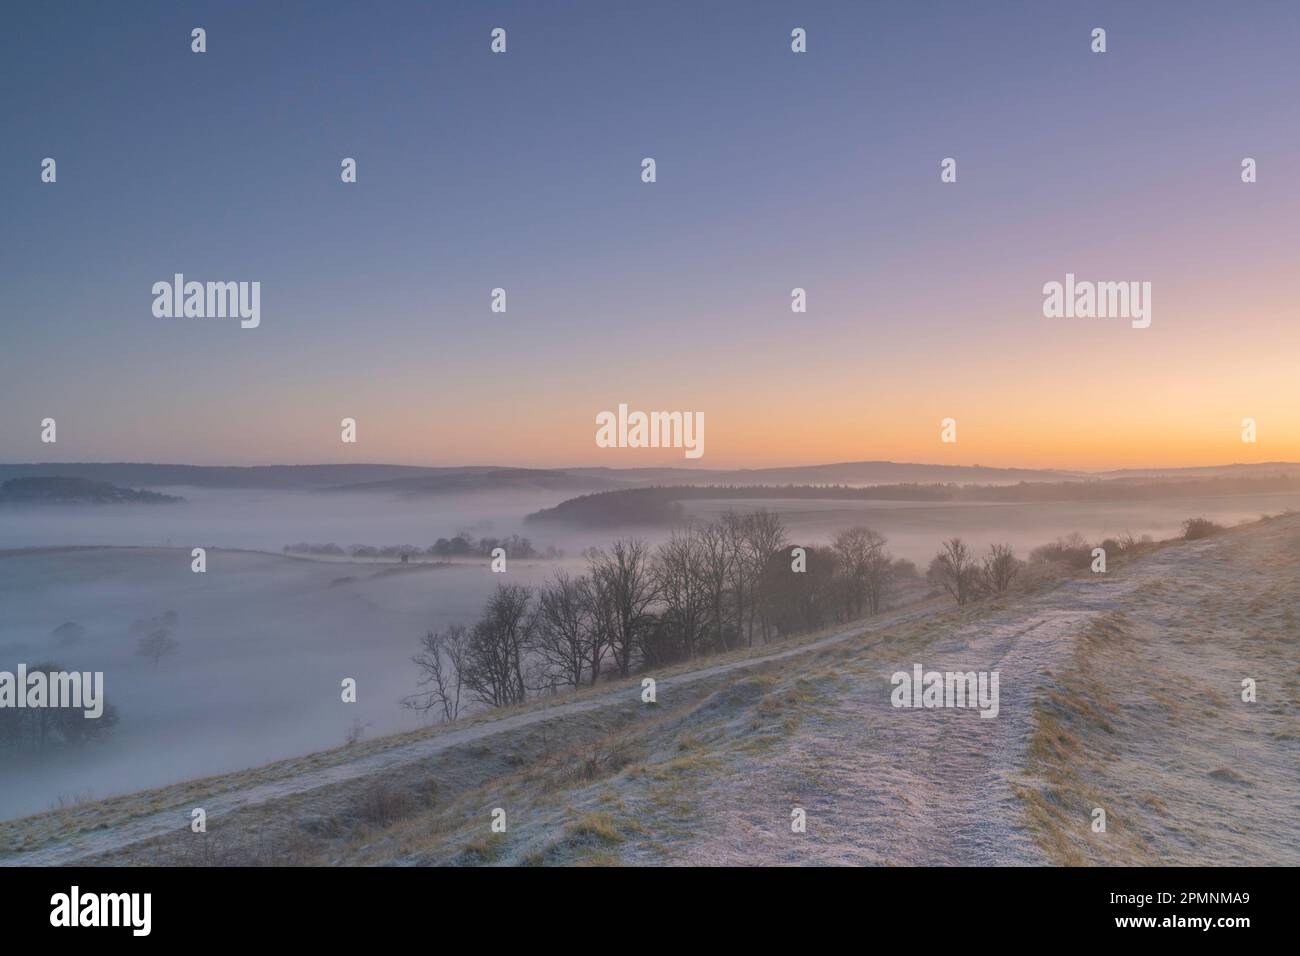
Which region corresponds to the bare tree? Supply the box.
[982,543,1020,594]
[759,545,841,636]
[832,526,892,617]
[742,510,789,643]
[928,537,979,605]
[534,572,595,689]
[697,520,734,652]
[862,534,893,615]
[460,584,533,707]
[402,624,467,721]
[585,569,615,684]
[654,526,712,659]
[587,539,657,678]
[717,512,751,647]
[136,629,178,668]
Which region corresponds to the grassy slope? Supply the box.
[1016,513,1300,864]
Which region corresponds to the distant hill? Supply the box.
[0,476,183,504]
[527,474,1300,526]
[563,460,1088,486]
[2,460,1294,496]
[1096,462,1300,480]
[0,463,458,489]
[320,468,621,496]
[0,460,1088,492]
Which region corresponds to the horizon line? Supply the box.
[5,458,1300,475]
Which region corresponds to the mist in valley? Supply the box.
[4,481,1300,822]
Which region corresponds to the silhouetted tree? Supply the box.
[586,539,657,677]
[534,572,596,688]
[654,527,712,660]
[982,543,1020,593]
[832,526,892,617]
[136,629,178,668]
[402,624,468,721]
[928,538,979,605]
[460,584,533,707]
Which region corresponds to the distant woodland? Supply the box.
[525,475,1300,527]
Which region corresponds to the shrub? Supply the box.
[1182,517,1223,540]
[354,780,417,827]
[1029,532,1093,570]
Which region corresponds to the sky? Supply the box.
[1,0,1298,471]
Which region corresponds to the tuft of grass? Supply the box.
[648,753,722,780]
[571,732,638,784]
[565,811,624,845]
[573,850,623,866]
[458,831,506,865]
